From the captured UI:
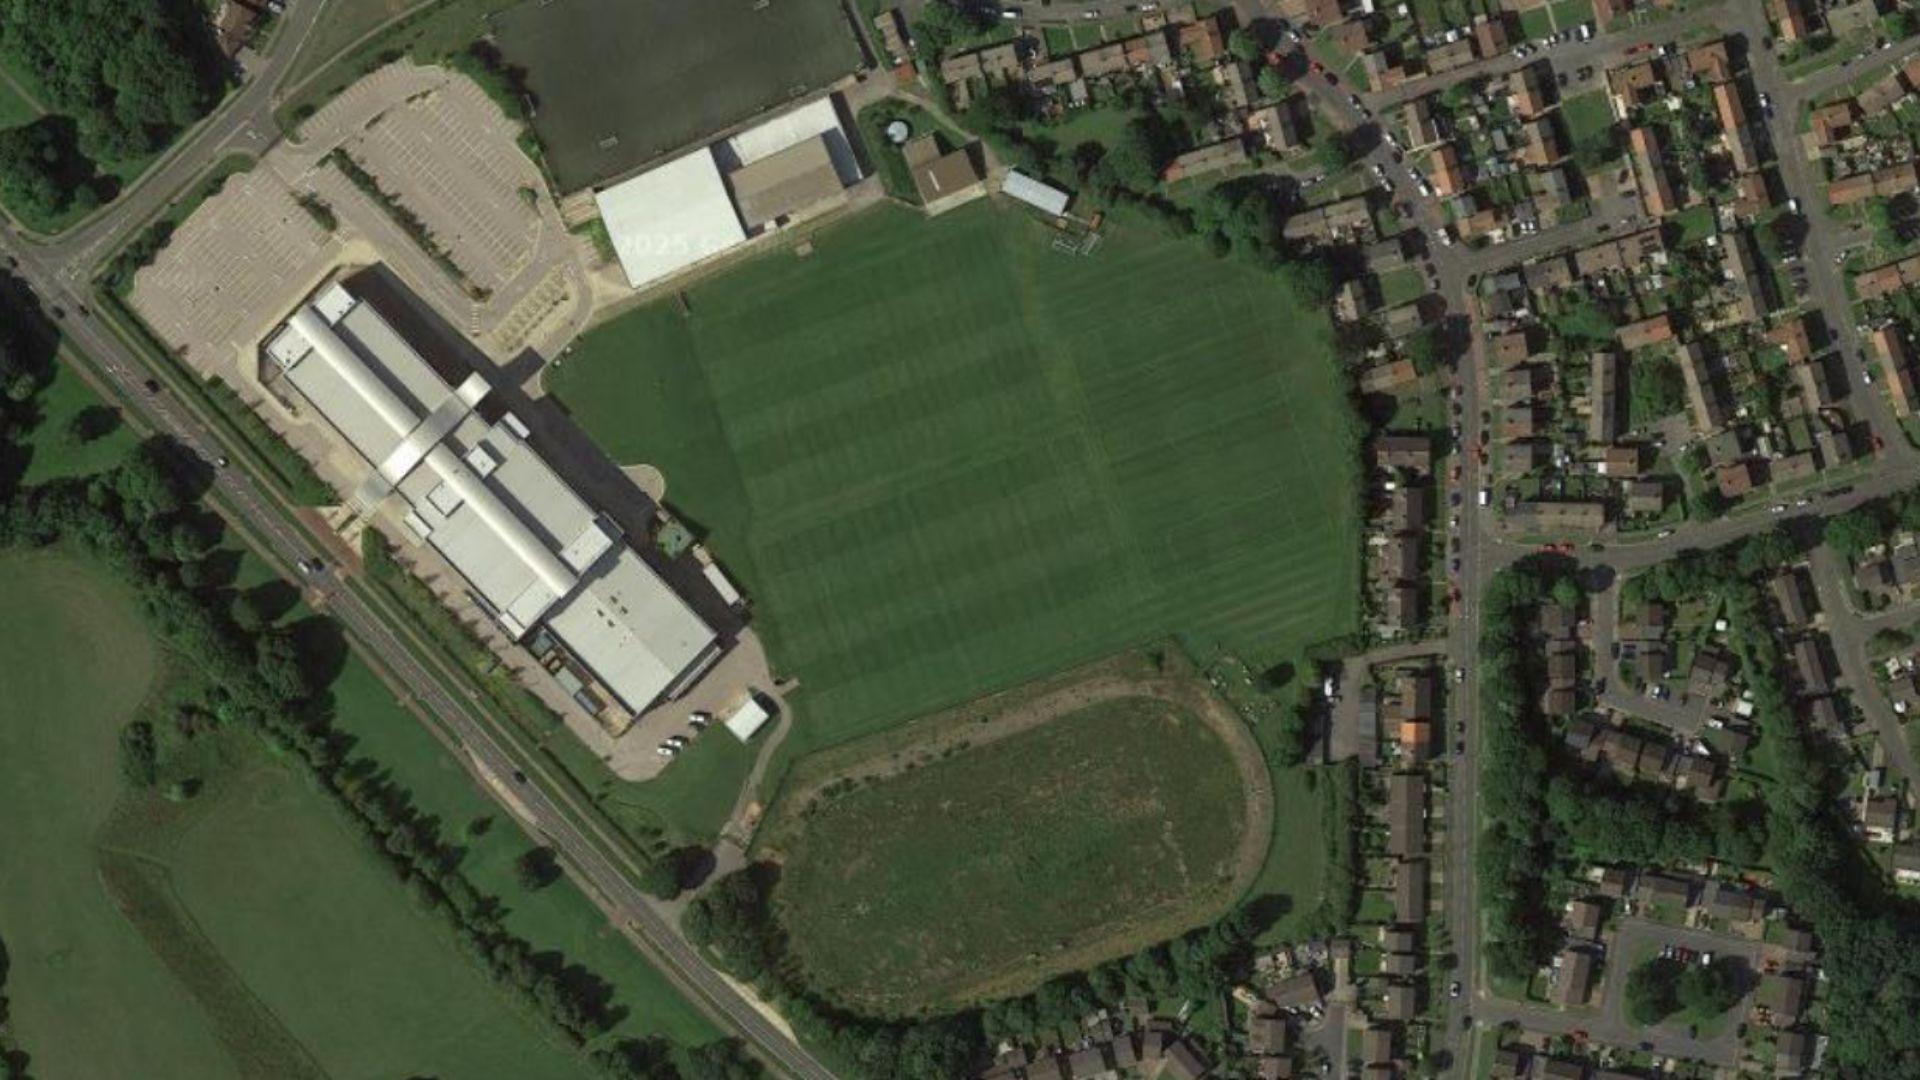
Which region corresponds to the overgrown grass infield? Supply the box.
[550,201,1360,757]
[758,658,1266,1014]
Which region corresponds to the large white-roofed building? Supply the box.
[265,281,722,718]
[594,94,862,291]
[594,149,747,293]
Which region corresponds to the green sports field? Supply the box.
[550,202,1360,753]
[495,0,862,191]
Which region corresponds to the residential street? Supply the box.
[1809,545,1920,784]
[1360,2,1920,1072]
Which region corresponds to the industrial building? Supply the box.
[265,281,722,721]
[593,95,863,291]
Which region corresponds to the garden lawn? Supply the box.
[550,201,1359,754]
[772,696,1251,1013]
[1562,90,1616,157]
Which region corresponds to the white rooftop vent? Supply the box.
[465,441,502,479]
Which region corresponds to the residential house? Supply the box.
[1772,569,1815,627]
[1590,352,1621,442]
[1863,793,1904,844]
[1629,126,1678,217]
[1790,636,1831,694]
[1388,771,1425,859]
[1508,500,1608,533]
[1625,479,1667,516]
[1756,972,1809,1027]
[1565,897,1607,941]
[1375,433,1433,472]
[1678,342,1730,431]
[1618,312,1675,351]
[1553,949,1596,1006]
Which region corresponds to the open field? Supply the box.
[757,653,1269,1012]
[494,0,863,191]
[550,201,1361,756]
[319,657,725,1051]
[0,553,239,1079]
[0,537,713,1076]
[166,767,584,1078]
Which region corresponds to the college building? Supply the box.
[265,281,723,722]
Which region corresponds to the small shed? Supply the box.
[1002,169,1073,217]
[724,694,772,742]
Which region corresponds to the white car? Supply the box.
[1417,179,1434,197]
[655,745,678,758]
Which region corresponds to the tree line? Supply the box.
[0,295,757,1078]
[1717,554,1920,1074]
[678,860,1284,1079]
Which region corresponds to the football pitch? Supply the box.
[494,0,862,192]
[550,201,1360,752]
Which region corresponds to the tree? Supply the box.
[0,117,98,220]
[1278,258,1335,306]
[1625,958,1683,1025]
[515,845,561,891]
[1228,28,1263,64]
[1314,129,1356,172]
[118,719,157,787]
[1825,506,1890,562]
[63,404,119,446]
[1104,114,1180,191]
[0,0,226,165]
[1677,957,1745,1018]
[254,630,311,704]
[682,1039,764,1080]
[639,845,706,900]
[1627,354,1687,427]
[1256,66,1289,102]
